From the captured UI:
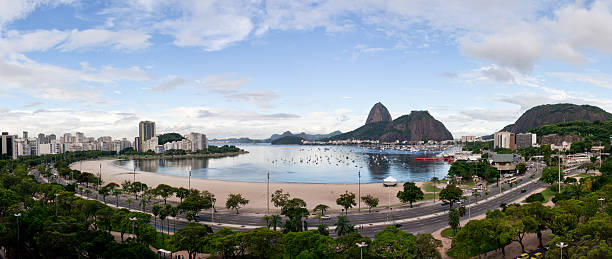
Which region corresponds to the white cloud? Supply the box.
[151,77,186,92]
[197,74,251,94]
[0,0,74,29]
[549,72,612,89]
[226,90,279,108]
[58,29,151,51]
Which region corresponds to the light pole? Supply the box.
[130,217,138,237]
[599,197,606,208]
[15,212,21,257]
[356,242,368,259]
[267,171,270,215]
[557,242,568,259]
[433,161,436,203]
[188,170,191,189]
[358,170,361,213]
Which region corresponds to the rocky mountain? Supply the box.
[329,104,453,142]
[500,104,612,133]
[366,102,393,124]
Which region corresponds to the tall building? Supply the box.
[63,133,72,143]
[23,131,28,139]
[494,131,516,150]
[48,134,56,142]
[1,132,17,159]
[76,132,85,143]
[134,137,140,151]
[187,132,208,152]
[37,133,47,144]
[516,133,537,149]
[138,121,156,151]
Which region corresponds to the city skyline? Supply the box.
[2,1,612,139]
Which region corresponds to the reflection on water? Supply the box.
[113,144,453,184]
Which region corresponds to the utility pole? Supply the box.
[133,167,136,183]
[433,161,436,203]
[188,170,191,189]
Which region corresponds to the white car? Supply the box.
[321,215,331,220]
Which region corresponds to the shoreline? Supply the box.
[72,159,429,212]
[116,151,248,160]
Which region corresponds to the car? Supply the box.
[441,201,449,206]
[521,189,527,193]
[321,215,331,220]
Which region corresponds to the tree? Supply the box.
[152,204,162,237]
[243,227,282,258]
[371,226,418,258]
[396,182,424,208]
[269,214,282,231]
[313,204,329,216]
[154,184,175,204]
[448,208,460,234]
[281,230,334,258]
[179,191,213,221]
[317,224,329,236]
[226,193,249,214]
[540,166,564,184]
[362,194,379,213]
[271,189,290,209]
[175,187,190,203]
[525,193,545,203]
[112,189,122,207]
[336,191,356,214]
[416,233,443,259]
[517,163,527,175]
[335,215,354,236]
[335,232,371,258]
[171,223,212,259]
[439,184,463,210]
[98,186,110,204]
[281,198,309,233]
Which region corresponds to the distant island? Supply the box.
[211,130,342,144]
[271,136,305,145]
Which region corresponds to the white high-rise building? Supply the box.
[187,132,208,152]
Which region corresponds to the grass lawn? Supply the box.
[575,173,591,178]
[441,227,459,238]
[541,187,556,202]
[423,182,441,193]
[424,193,440,201]
[462,181,476,186]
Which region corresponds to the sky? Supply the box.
[1,0,612,140]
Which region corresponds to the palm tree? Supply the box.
[335,215,354,236]
[126,198,133,210]
[113,189,122,207]
[140,197,148,211]
[270,215,282,231]
[98,187,110,204]
[159,208,169,241]
[167,205,178,233]
[152,204,162,238]
[313,204,330,216]
[263,215,271,228]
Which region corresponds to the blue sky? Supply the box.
[1,0,612,139]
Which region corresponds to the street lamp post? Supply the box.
[15,213,21,257]
[557,242,568,259]
[358,170,361,213]
[356,242,368,259]
[130,217,138,237]
[55,193,60,217]
[599,197,606,208]
[267,172,270,215]
[188,170,191,189]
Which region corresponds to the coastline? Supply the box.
[116,151,248,160]
[72,159,426,212]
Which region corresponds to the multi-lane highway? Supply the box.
[37,161,571,237]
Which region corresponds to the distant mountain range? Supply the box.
[210,130,342,144]
[328,102,453,142]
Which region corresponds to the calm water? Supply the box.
[113,144,452,184]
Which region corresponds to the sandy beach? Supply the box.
[72,159,427,213]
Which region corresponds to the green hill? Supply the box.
[157,133,185,145]
[271,136,305,145]
[501,104,612,133]
[530,120,612,144]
